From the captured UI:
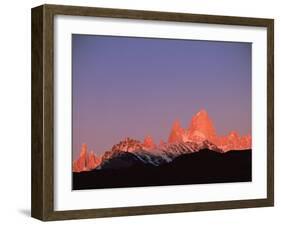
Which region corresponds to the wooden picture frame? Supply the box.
[31,4,274,221]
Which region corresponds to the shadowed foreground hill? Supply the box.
[73,149,252,190]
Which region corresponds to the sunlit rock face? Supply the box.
[73,143,88,172]
[73,110,251,172]
[143,135,156,150]
[101,138,143,162]
[215,132,251,151]
[166,110,251,152]
[87,151,101,170]
[168,120,185,143]
[73,144,101,172]
[186,109,217,143]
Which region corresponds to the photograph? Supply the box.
[30,4,274,221]
[72,35,252,190]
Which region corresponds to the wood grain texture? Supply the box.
[31,5,55,220]
[267,19,274,206]
[31,5,44,220]
[31,4,274,221]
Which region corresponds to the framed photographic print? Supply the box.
[31,4,274,221]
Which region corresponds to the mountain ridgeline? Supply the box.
[73,110,252,189]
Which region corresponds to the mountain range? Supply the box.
[73,109,251,173]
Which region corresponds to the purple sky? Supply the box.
[72,34,252,158]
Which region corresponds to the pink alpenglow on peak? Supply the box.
[143,135,156,150]
[72,143,88,172]
[165,110,251,151]
[187,109,217,143]
[166,110,251,151]
[168,120,185,143]
[73,143,101,172]
[87,150,101,169]
[72,109,251,172]
[215,132,251,151]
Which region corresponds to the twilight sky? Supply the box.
[72,34,252,158]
